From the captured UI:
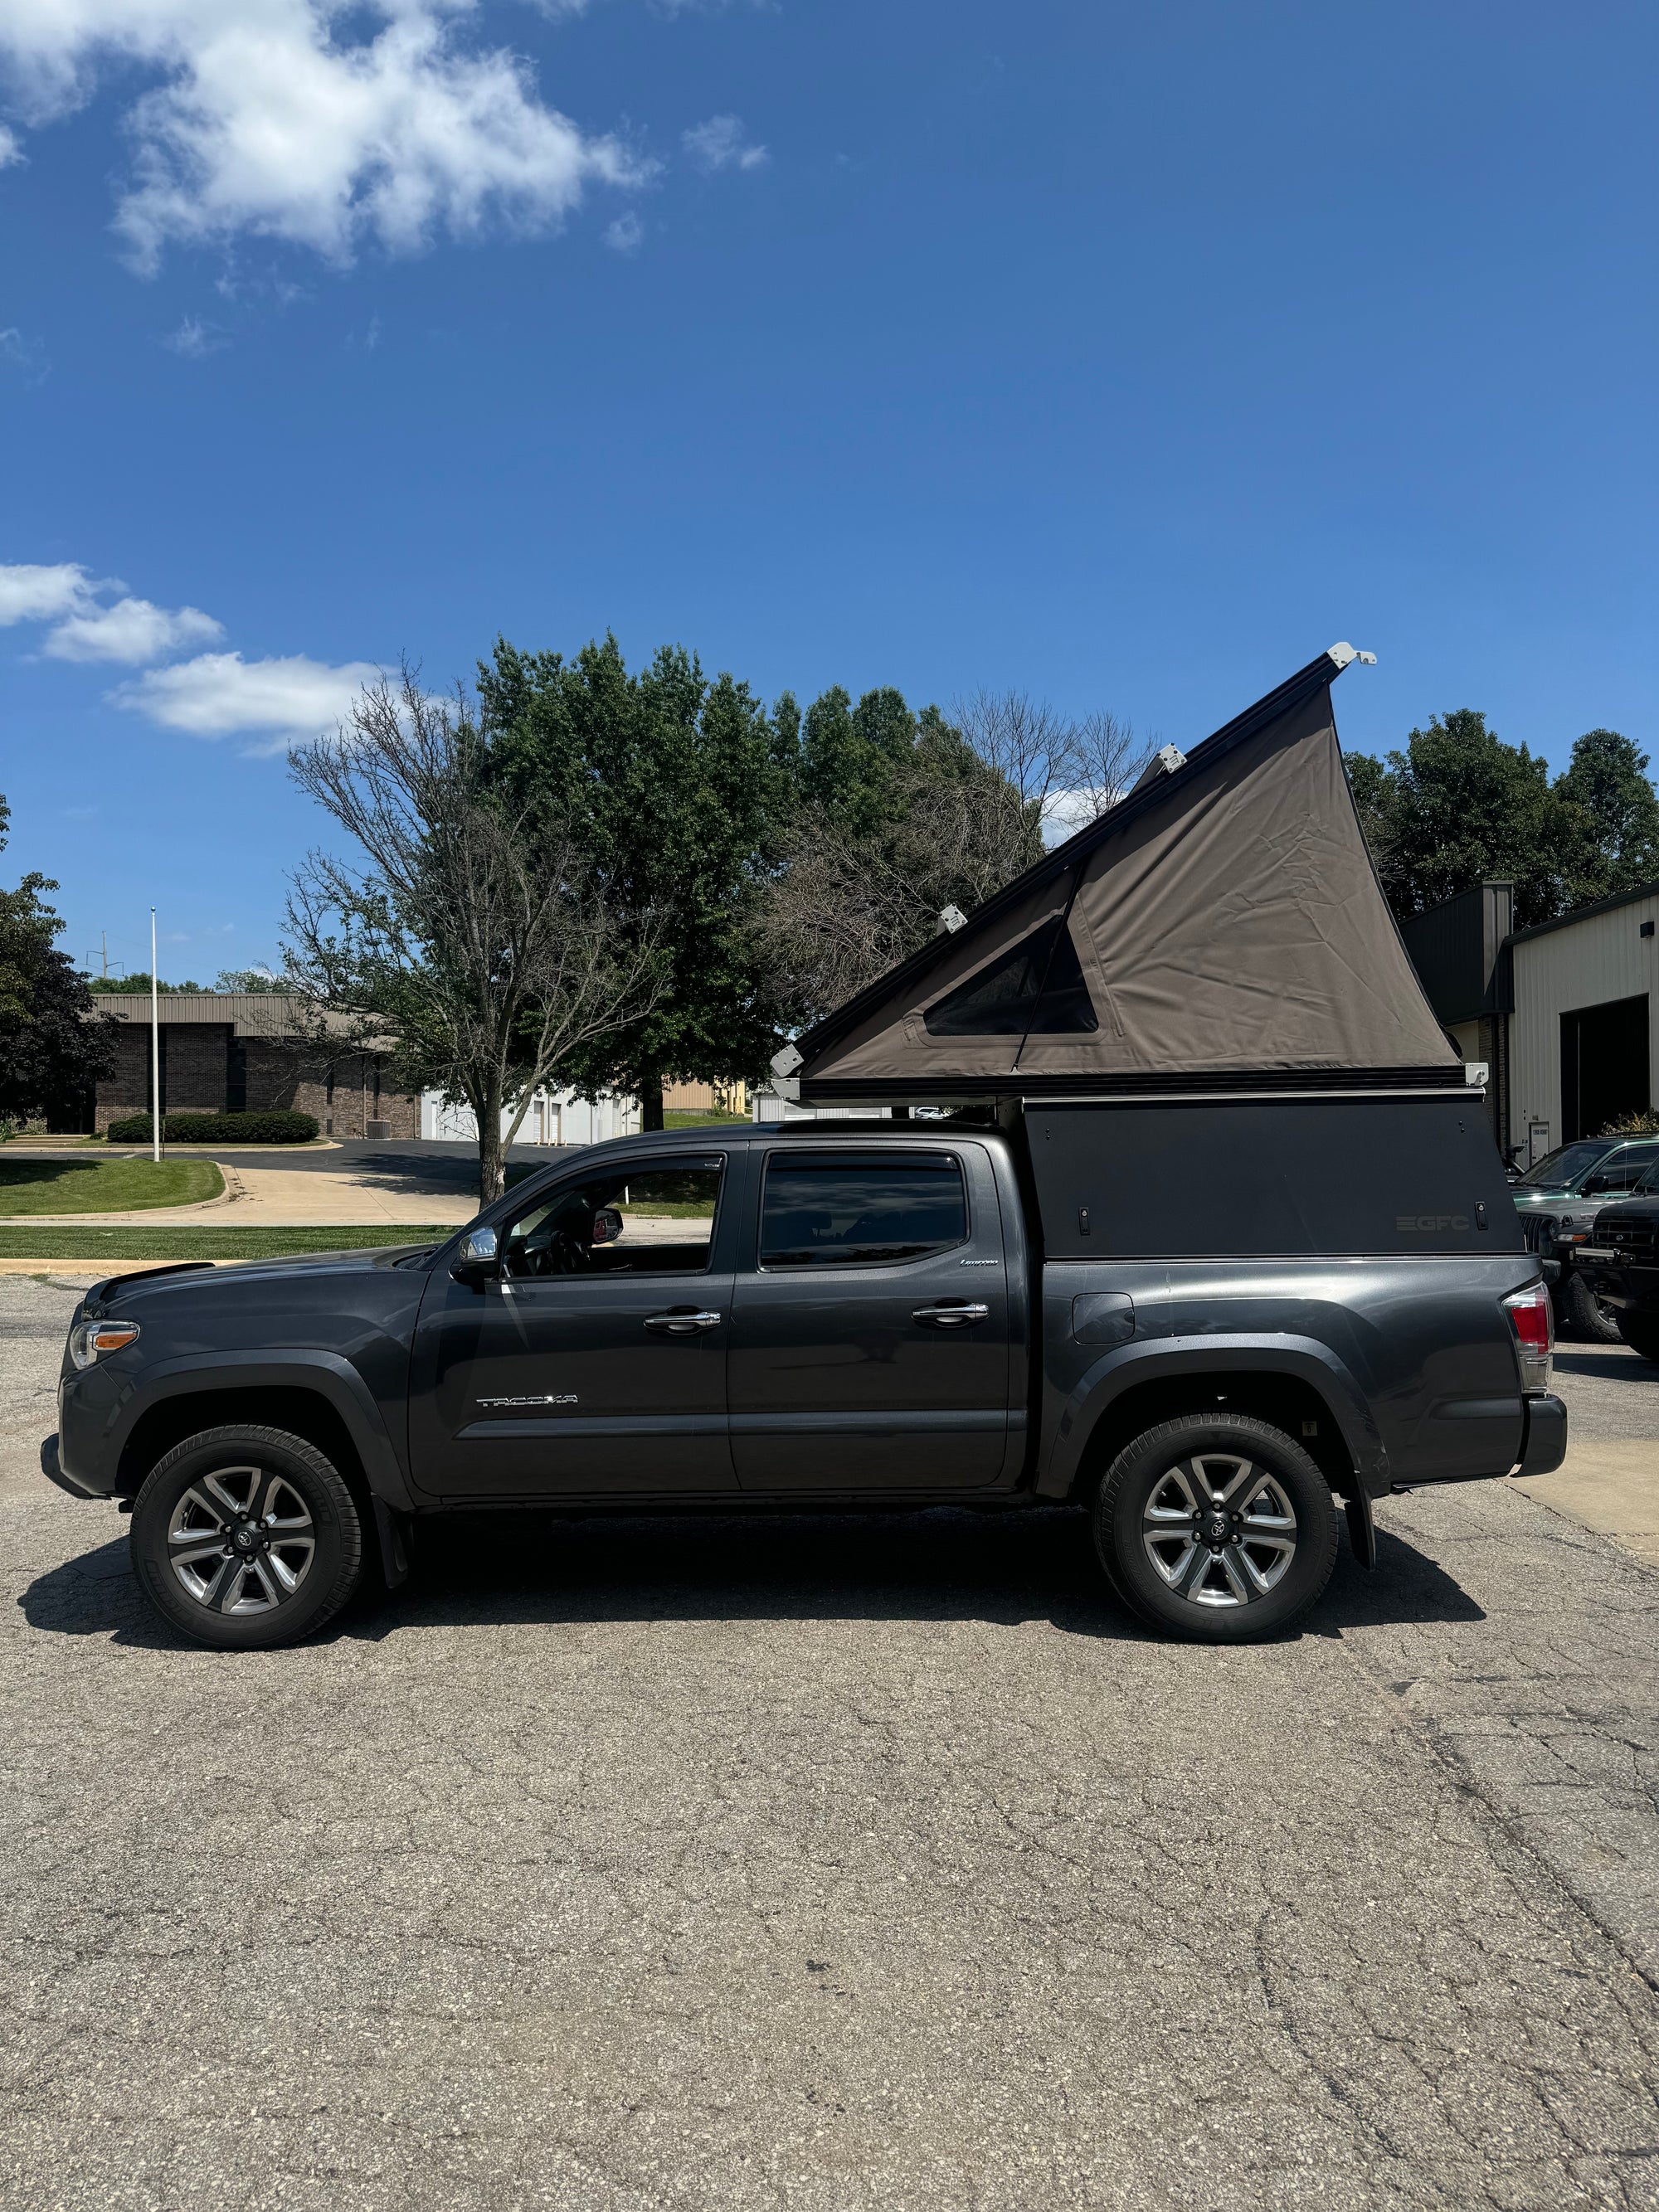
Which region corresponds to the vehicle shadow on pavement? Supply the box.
[1553,1348,1655,1383]
[19,1509,1484,1649]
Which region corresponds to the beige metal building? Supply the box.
[1402,880,1657,1164]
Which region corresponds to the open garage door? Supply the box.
[1561,994,1650,1140]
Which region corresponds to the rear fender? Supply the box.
[1037,1334,1389,1502]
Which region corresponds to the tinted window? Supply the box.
[1584,1144,1659,1195]
[1515,1141,1613,1190]
[503,1160,722,1278]
[760,1155,967,1268]
[923,916,1097,1036]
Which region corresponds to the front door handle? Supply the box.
[644,1309,722,1334]
[912,1301,990,1329]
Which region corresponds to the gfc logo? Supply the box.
[1395,1213,1470,1232]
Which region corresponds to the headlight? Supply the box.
[68,1320,140,1370]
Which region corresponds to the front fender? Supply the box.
[1034,1334,1387,1500]
[90,1350,414,1510]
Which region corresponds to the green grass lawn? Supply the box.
[0,1224,451,1261]
[664,1108,749,1128]
[0,1157,225,1216]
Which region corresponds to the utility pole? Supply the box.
[101,930,108,983]
[150,908,161,1164]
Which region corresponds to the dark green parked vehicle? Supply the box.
[1511,1137,1659,1340]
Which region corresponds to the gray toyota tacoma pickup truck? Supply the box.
[43,1087,1566,1650]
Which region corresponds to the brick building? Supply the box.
[86,994,420,1139]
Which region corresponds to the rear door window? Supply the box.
[759,1154,967,1269]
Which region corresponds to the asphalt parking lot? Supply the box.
[4,1276,1659,2210]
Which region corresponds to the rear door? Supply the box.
[727,1142,1012,1490]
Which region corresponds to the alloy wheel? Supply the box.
[1141,1452,1298,1608]
[167,1464,316,1616]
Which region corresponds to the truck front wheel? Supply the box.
[130,1425,365,1650]
[1093,1414,1339,1642]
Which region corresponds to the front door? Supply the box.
[727,1143,1012,1490]
[409,1155,739,1497]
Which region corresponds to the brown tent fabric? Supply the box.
[795,649,1455,1099]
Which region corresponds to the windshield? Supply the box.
[1515,1141,1613,1191]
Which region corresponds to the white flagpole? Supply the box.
[150,907,161,1164]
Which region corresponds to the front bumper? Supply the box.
[1511,1393,1568,1479]
[41,1432,104,1500]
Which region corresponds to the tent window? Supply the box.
[922,916,1098,1037]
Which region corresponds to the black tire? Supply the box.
[130,1425,364,1650]
[1559,1269,1624,1344]
[1617,1315,1659,1364]
[1093,1414,1340,1643]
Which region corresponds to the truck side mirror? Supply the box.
[450,1223,500,1283]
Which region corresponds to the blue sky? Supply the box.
[2,0,1654,981]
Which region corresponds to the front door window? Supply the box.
[503,1163,722,1278]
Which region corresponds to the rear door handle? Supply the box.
[912,1302,990,1329]
[644,1309,722,1334]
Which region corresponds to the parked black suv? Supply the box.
[1579,1198,1659,1363]
[43,1094,1567,1650]
[1510,1138,1659,1340]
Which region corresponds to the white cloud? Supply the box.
[0,560,224,664]
[0,326,49,378]
[0,562,96,624]
[0,2,649,272]
[1041,790,1114,847]
[45,595,223,662]
[114,649,382,746]
[682,113,767,173]
[0,124,22,167]
[161,313,226,356]
[603,209,643,253]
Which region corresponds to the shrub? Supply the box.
[1599,1111,1659,1137]
[105,1110,319,1145]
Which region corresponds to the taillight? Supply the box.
[1501,1281,1553,1393]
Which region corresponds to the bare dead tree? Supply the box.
[758,689,1151,1028]
[951,689,1151,843]
[285,665,663,1204]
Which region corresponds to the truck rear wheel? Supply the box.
[130,1425,364,1650]
[1093,1414,1339,1642]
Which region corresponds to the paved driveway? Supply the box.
[4,1279,1659,2210]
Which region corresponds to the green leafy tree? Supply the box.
[479,634,795,1127]
[1554,729,1659,902]
[1350,712,1659,929]
[1345,710,1572,929]
[215,968,289,993]
[90,974,207,994]
[0,797,116,1124]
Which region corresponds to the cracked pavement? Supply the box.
[3,1275,1659,2209]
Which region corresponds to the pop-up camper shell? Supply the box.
[777,644,1462,1109]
